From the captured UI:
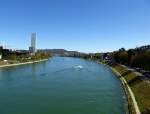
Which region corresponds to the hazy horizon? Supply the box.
[0,0,150,52]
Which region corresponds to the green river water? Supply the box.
[0,57,128,114]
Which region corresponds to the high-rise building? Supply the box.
[29,33,36,53]
[0,46,3,59]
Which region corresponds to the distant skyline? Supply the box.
[0,0,150,52]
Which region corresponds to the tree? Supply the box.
[131,51,150,71]
[127,49,135,65]
[113,48,128,64]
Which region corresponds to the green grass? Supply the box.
[124,72,139,83]
[113,65,126,73]
[112,64,150,114]
[131,80,150,114]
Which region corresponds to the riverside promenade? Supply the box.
[0,59,48,68]
[111,67,141,114]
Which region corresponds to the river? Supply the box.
[0,57,128,114]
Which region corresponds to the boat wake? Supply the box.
[74,65,83,69]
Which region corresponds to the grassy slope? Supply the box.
[113,65,150,114]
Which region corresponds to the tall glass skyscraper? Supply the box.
[29,33,36,53]
[0,46,2,59]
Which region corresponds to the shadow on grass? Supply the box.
[143,109,150,114]
[121,70,132,77]
[128,76,141,86]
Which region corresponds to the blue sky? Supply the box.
[0,0,150,52]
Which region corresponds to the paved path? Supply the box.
[121,77,141,114]
[112,68,141,114]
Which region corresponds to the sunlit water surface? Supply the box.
[0,57,128,114]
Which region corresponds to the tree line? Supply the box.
[1,51,51,62]
[113,47,150,71]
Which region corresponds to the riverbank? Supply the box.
[0,59,48,68]
[111,67,140,114]
[77,58,150,114]
[83,59,134,113]
[111,64,150,114]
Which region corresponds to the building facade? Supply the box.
[0,46,2,59]
[29,33,36,53]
